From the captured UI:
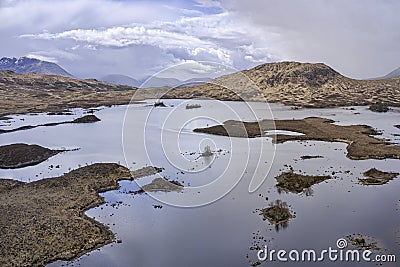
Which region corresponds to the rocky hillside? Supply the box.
[2,61,400,116]
[0,57,73,77]
[0,70,137,116]
[165,62,400,107]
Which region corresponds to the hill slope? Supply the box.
[0,70,137,116]
[165,61,400,107]
[2,61,400,116]
[0,57,73,77]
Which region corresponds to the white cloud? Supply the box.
[1,0,398,79]
[194,0,222,8]
[0,0,276,78]
[155,60,234,80]
[25,54,58,63]
[26,50,80,61]
[222,0,400,78]
[20,10,277,70]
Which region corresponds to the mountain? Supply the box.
[140,76,212,87]
[100,74,140,87]
[2,61,400,116]
[177,77,213,87]
[164,61,400,108]
[100,73,212,88]
[141,77,183,88]
[0,57,72,77]
[382,67,400,79]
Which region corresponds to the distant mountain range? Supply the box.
[0,57,73,77]
[2,58,400,111]
[0,56,211,87]
[381,67,400,79]
[100,74,140,87]
[99,74,212,88]
[99,74,182,88]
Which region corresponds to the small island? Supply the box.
[0,115,101,134]
[346,234,381,251]
[258,200,295,228]
[194,117,400,160]
[275,172,332,194]
[141,178,183,192]
[0,143,65,169]
[359,168,399,185]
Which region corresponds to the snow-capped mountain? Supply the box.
[0,57,72,77]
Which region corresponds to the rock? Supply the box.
[72,115,101,123]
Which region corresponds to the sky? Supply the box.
[0,0,399,79]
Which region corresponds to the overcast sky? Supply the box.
[0,0,399,79]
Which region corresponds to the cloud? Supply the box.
[19,8,277,76]
[0,0,184,31]
[21,24,233,64]
[194,0,222,8]
[222,0,400,78]
[25,54,58,63]
[8,0,397,79]
[1,0,279,78]
[154,60,235,81]
[26,50,80,61]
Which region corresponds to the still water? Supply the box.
[1,100,399,266]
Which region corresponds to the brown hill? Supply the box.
[0,70,137,116]
[2,62,400,117]
[164,62,400,107]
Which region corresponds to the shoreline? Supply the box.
[194,117,400,160]
[0,163,162,267]
[2,99,400,119]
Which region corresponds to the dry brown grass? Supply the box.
[194,117,400,160]
[0,163,161,267]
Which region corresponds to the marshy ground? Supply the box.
[0,163,161,267]
[194,117,400,160]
